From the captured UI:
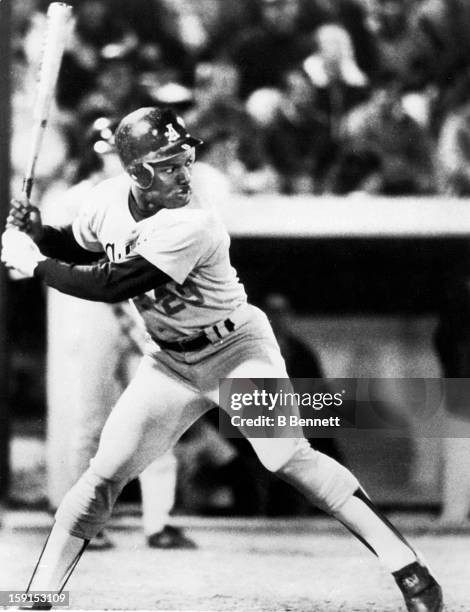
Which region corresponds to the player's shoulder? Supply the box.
[137,201,219,250]
[175,198,221,234]
[89,173,131,201]
[78,173,130,216]
[146,204,213,234]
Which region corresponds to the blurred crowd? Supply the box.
[11,0,470,198]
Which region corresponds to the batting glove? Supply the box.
[1,228,46,278]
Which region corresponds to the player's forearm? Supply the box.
[36,224,103,264]
[34,255,171,303]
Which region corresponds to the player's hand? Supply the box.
[1,228,46,278]
[6,193,44,242]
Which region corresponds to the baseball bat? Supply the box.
[22,2,73,199]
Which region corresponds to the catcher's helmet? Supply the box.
[115,107,202,175]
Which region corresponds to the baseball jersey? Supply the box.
[72,173,247,340]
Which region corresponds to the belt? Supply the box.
[153,317,236,353]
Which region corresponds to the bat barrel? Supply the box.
[21,2,72,198]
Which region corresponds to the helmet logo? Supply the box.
[165,123,180,143]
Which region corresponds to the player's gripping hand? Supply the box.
[7,194,44,242]
[1,228,46,278]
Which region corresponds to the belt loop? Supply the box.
[203,308,244,344]
[225,318,235,332]
[212,321,231,340]
[204,326,220,343]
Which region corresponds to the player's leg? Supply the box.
[68,301,140,551]
[215,336,442,610]
[139,450,177,538]
[138,450,196,548]
[32,303,124,594]
[26,356,208,595]
[70,313,121,480]
[117,332,196,548]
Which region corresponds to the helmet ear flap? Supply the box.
[127,161,155,190]
[127,161,140,182]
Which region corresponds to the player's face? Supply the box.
[131,149,196,216]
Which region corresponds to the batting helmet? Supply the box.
[115,107,202,176]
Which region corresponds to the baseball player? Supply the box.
[3,107,442,611]
[43,117,196,550]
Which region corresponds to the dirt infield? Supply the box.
[1,514,468,611]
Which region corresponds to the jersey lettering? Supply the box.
[105,241,133,262]
[105,243,115,261]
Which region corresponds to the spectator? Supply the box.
[437,102,470,196]
[365,0,418,84]
[194,0,260,60]
[407,0,470,132]
[229,4,370,193]
[57,0,133,110]
[296,0,379,79]
[327,83,437,195]
[229,0,312,100]
[326,0,379,79]
[77,43,155,123]
[186,62,281,194]
[408,0,470,89]
[245,68,330,193]
[113,0,198,87]
[157,0,209,58]
[303,24,370,189]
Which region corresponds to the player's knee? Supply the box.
[275,442,359,513]
[55,466,126,540]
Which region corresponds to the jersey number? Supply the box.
[153,280,204,316]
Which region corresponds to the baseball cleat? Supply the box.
[147,525,197,549]
[393,561,443,611]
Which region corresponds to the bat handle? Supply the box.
[22,177,34,199]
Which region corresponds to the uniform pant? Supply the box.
[56,304,358,538]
